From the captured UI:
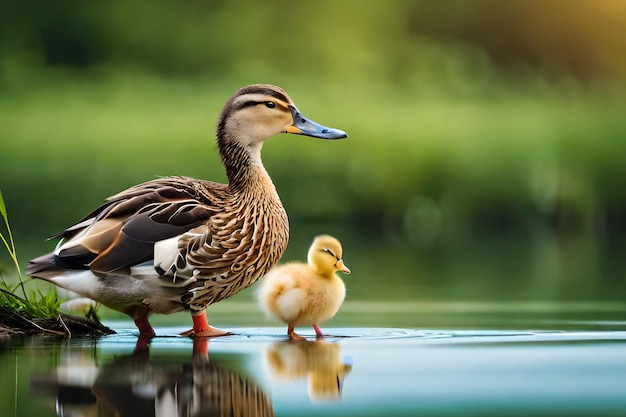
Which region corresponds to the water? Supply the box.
[3,320,626,417]
[2,232,626,416]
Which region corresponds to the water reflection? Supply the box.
[5,326,626,416]
[30,341,274,417]
[265,340,352,402]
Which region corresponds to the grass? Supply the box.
[0,188,60,319]
[0,189,111,336]
[0,189,28,299]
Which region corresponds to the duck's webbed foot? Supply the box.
[180,310,232,338]
[180,327,232,337]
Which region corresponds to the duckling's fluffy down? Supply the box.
[257,263,346,327]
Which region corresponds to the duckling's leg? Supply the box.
[180,310,231,338]
[313,324,324,338]
[288,323,306,341]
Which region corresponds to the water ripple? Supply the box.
[89,327,626,350]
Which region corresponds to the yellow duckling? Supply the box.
[258,235,350,340]
[26,84,347,340]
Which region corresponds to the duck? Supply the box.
[26,84,347,340]
[257,235,351,340]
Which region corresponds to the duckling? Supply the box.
[258,235,350,340]
[26,84,347,340]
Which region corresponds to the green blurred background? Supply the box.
[1,0,625,313]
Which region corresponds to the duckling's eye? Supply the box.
[265,101,276,109]
[321,248,337,259]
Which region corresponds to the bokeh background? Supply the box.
[1,0,625,323]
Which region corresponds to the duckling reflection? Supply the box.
[31,343,274,417]
[265,340,352,402]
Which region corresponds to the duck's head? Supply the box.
[217,84,347,148]
[307,235,351,276]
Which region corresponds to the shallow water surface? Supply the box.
[2,324,626,417]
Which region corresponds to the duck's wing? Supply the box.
[28,176,226,276]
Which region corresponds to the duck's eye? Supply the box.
[321,248,337,259]
[265,101,276,109]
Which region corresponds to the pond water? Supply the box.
[2,233,626,416]
[2,317,626,417]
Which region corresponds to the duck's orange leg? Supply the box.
[124,306,156,339]
[134,317,156,339]
[180,310,231,337]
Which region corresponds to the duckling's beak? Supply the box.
[286,106,348,139]
[336,259,351,274]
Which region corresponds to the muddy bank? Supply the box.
[0,306,114,337]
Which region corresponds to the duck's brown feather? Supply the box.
[28,171,288,312]
[47,177,221,272]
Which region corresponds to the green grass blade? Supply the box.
[0,189,6,218]
[0,189,29,299]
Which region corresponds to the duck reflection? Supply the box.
[265,340,352,402]
[30,341,274,417]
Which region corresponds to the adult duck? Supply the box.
[27,84,347,339]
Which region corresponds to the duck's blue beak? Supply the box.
[286,106,348,139]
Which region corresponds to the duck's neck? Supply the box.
[218,138,274,193]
